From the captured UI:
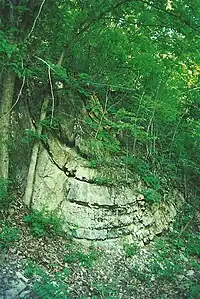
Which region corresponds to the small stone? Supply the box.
[18,281,26,291]
[16,271,29,283]
[5,289,19,298]
[5,281,27,298]
[8,208,15,215]
[178,275,184,281]
[20,290,31,298]
[137,194,144,201]
[187,270,194,276]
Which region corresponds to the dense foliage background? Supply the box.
[0,0,200,206]
[0,2,200,298]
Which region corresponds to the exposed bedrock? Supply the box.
[29,139,184,246]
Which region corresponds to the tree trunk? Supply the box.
[24,52,65,208]
[0,71,16,179]
[24,97,49,208]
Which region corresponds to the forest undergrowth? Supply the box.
[0,187,200,299]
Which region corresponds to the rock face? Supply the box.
[0,255,32,299]
[30,139,184,246]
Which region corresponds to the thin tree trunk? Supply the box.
[0,71,16,179]
[24,52,65,208]
[24,97,49,207]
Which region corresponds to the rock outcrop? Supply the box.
[28,139,184,246]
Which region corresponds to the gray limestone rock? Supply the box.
[29,139,184,247]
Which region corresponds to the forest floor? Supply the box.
[0,196,200,299]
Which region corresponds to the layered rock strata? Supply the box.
[29,139,183,245]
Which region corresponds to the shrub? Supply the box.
[0,178,14,209]
[23,208,64,237]
[94,176,113,186]
[64,244,99,268]
[141,188,161,205]
[149,256,184,281]
[24,259,69,299]
[123,243,138,257]
[0,222,21,249]
[92,282,119,298]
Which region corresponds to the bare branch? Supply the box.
[0,76,25,120]
[35,56,55,71]
[48,66,55,126]
[27,0,46,39]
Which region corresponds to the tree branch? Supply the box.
[138,0,200,33]
[26,0,46,39]
[48,66,55,126]
[0,76,25,121]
